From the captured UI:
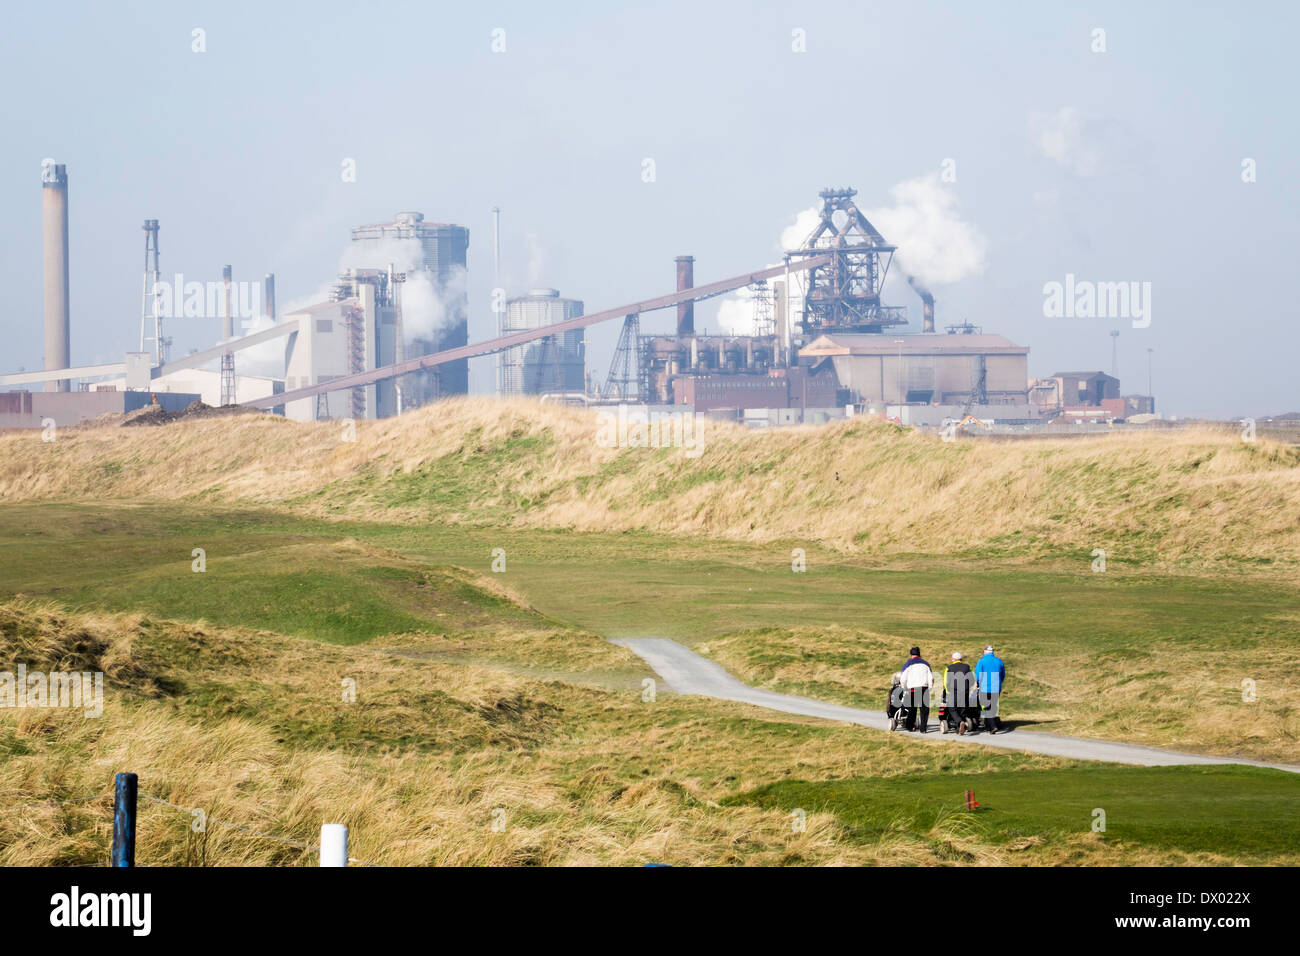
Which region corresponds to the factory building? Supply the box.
[799,330,1031,407]
[671,364,843,414]
[497,289,585,395]
[1029,370,1135,422]
[94,368,282,409]
[0,389,200,429]
[638,334,784,404]
[349,212,469,397]
[282,278,401,422]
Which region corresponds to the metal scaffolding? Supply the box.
[785,187,907,334]
[601,313,641,400]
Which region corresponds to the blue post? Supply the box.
[111,772,138,867]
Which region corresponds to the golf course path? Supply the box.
[610,637,1300,774]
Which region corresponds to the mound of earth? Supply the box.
[121,399,262,427]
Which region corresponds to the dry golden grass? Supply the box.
[3,600,1269,867]
[2,398,1296,573]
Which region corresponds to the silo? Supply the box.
[498,289,584,395]
[349,212,469,400]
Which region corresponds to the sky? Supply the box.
[1,0,1296,417]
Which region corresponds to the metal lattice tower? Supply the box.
[139,220,162,362]
[749,280,774,336]
[784,187,906,333]
[602,313,641,400]
[220,351,236,406]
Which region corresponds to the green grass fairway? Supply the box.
[4,503,1295,655]
[2,502,1297,761]
[726,765,1300,861]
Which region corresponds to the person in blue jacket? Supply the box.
[974,645,1007,734]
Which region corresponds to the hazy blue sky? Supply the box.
[1,0,1295,416]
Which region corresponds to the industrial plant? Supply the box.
[0,169,1155,432]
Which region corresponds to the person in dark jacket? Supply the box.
[886,671,904,727]
[942,651,977,733]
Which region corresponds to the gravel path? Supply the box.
[610,637,1300,774]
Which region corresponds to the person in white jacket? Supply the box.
[896,646,934,733]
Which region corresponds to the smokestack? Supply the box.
[492,206,501,288]
[773,279,788,367]
[906,275,936,333]
[222,265,233,340]
[675,256,694,335]
[42,162,70,392]
[263,273,275,323]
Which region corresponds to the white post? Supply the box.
[320,823,348,867]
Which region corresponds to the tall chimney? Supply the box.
[492,206,502,327]
[263,273,275,323]
[675,256,694,335]
[906,275,936,333]
[773,279,787,366]
[222,265,233,340]
[42,162,70,392]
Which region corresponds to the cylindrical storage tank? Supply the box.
[497,288,585,395]
[42,163,70,392]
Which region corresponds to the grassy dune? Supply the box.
[2,400,1298,865]
[4,600,1298,866]
[1,398,1298,572]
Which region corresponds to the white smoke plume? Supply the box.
[338,237,465,343]
[780,206,821,253]
[1030,106,1103,178]
[716,292,767,336]
[525,231,546,285]
[865,173,988,286]
[713,178,986,335]
[714,204,820,335]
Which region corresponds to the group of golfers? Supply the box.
[888,644,1006,735]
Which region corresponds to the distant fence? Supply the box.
[1,772,370,867]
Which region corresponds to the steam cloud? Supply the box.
[715,176,986,335]
[1030,106,1103,178]
[865,173,988,286]
[338,237,466,343]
